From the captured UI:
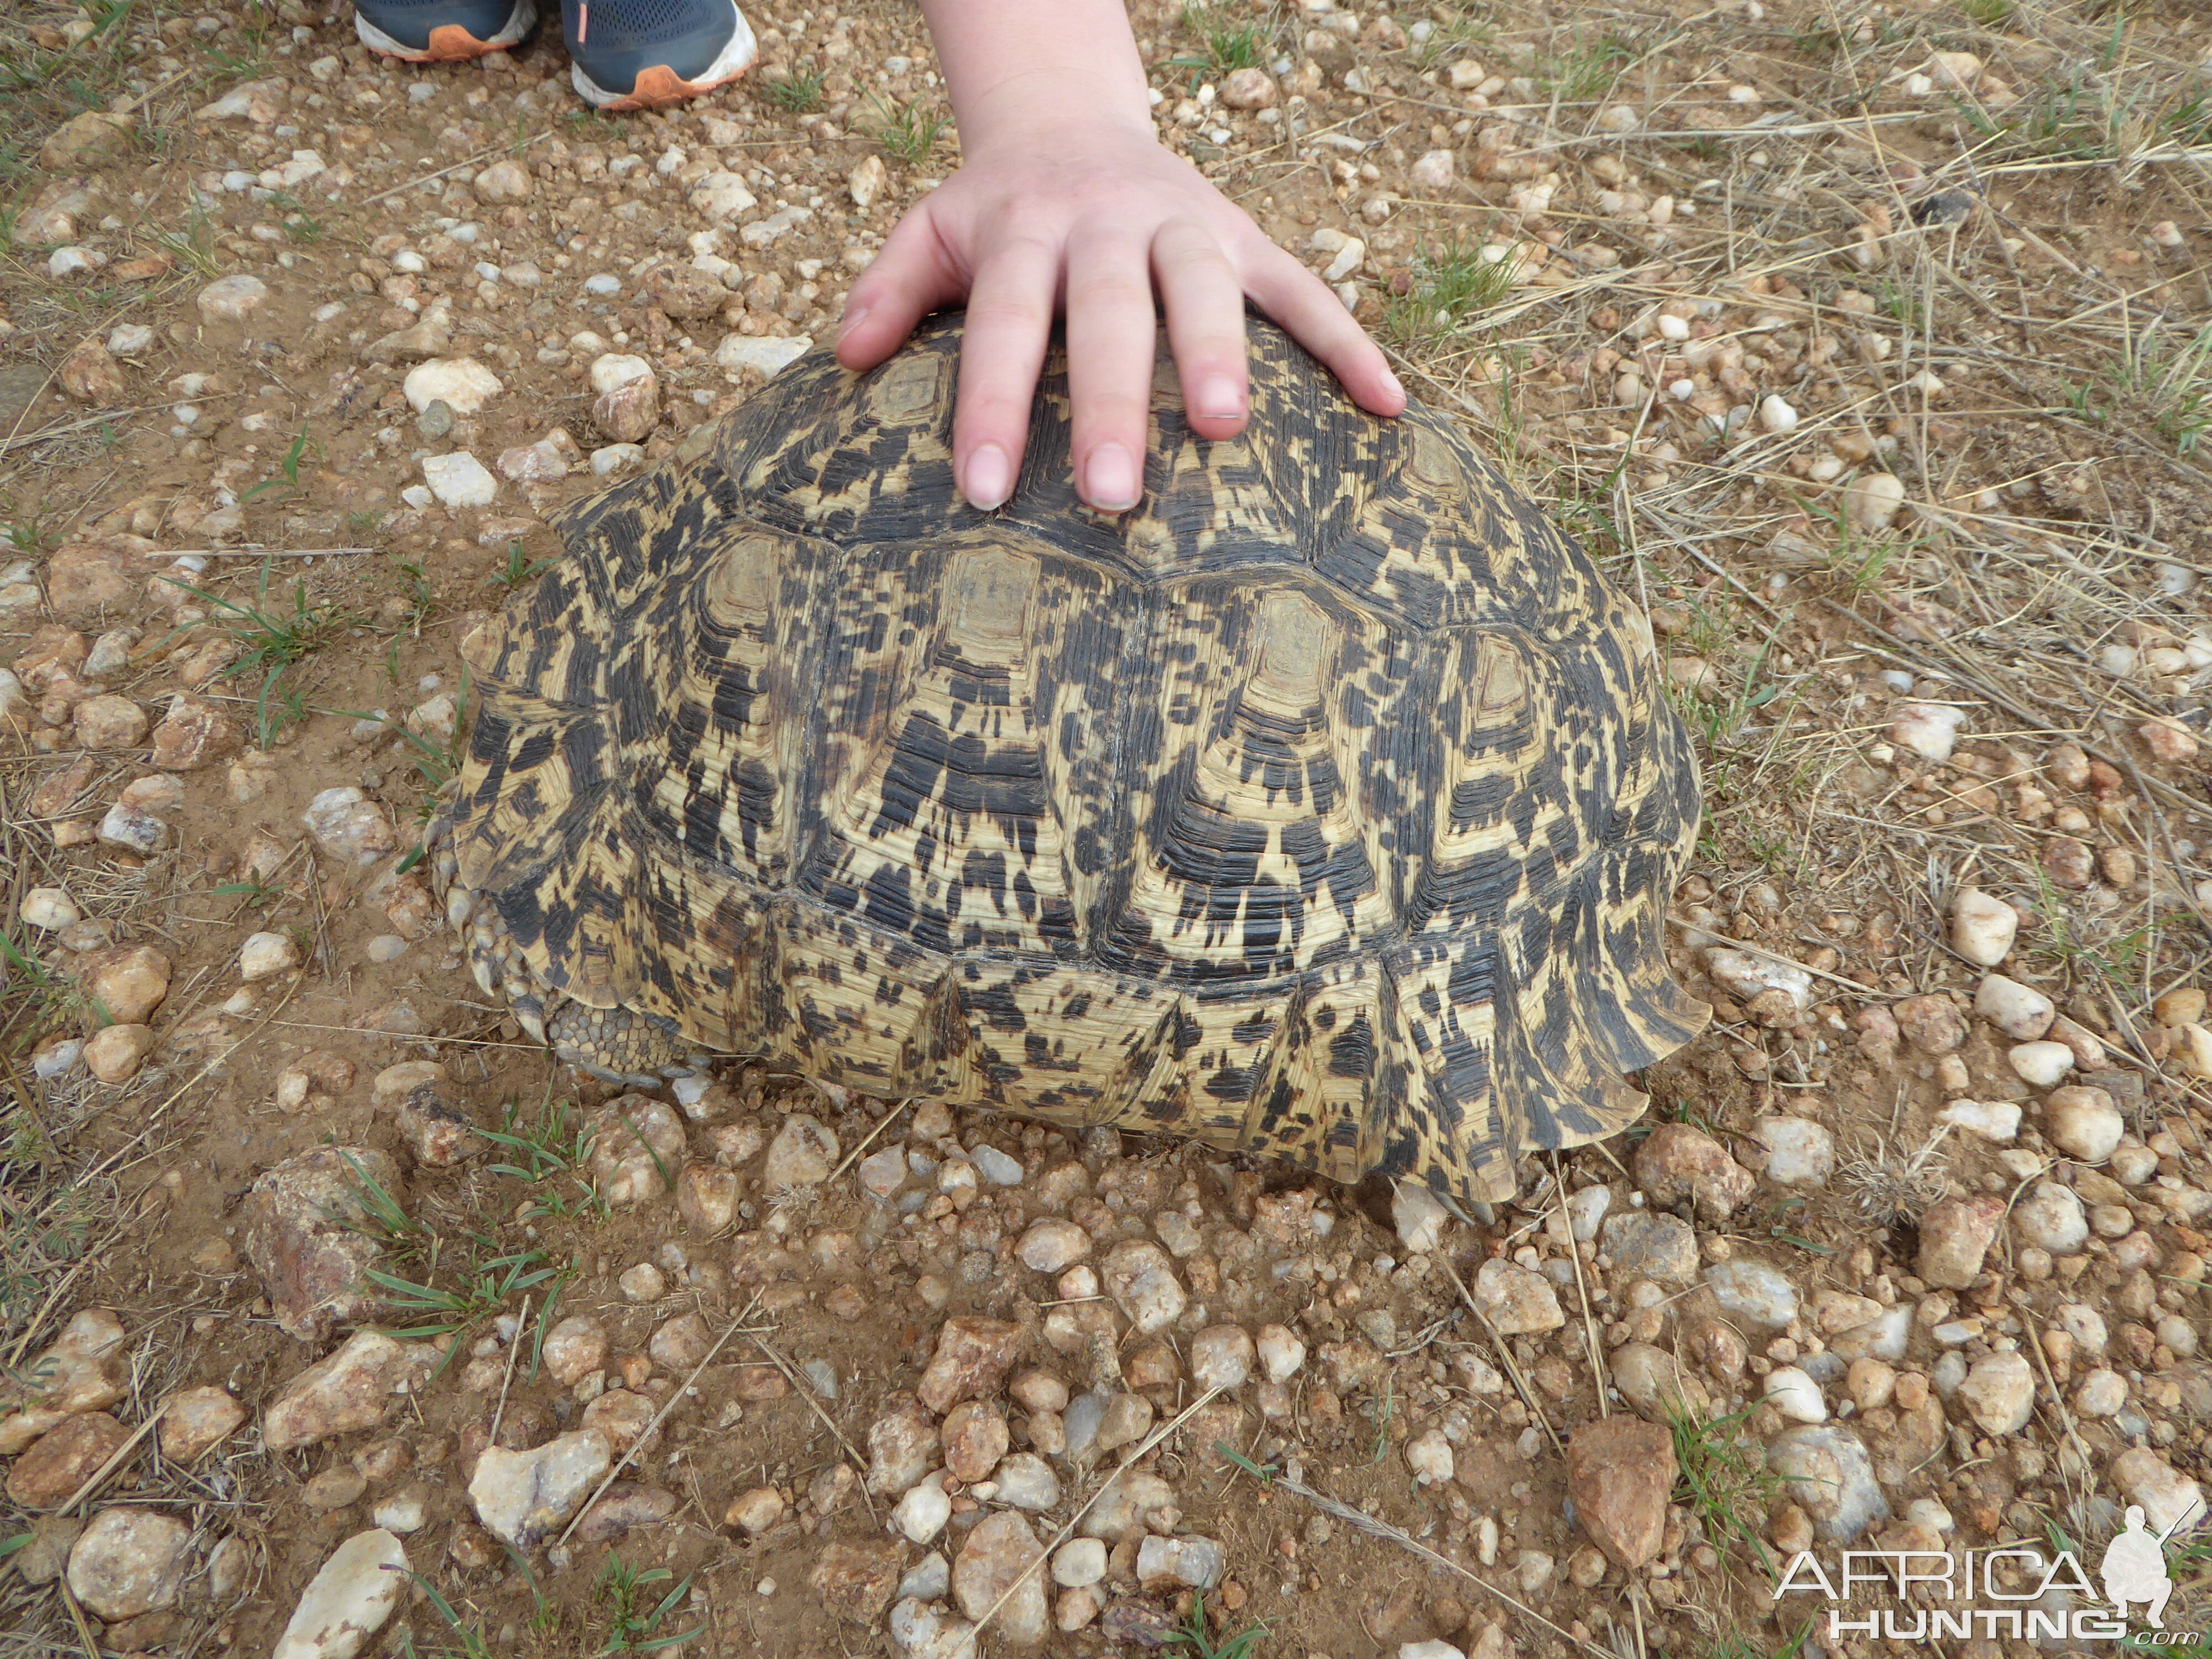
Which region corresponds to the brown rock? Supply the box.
[4,1411,129,1507]
[1633,1123,1754,1221]
[917,1316,1024,1413]
[28,755,100,818]
[395,1084,477,1167]
[593,378,659,444]
[84,1022,156,1082]
[575,1483,677,1543]
[81,945,171,1025]
[644,263,728,319]
[39,111,134,170]
[1893,993,1967,1055]
[3,1309,127,1426]
[1219,67,1279,109]
[942,1401,1010,1483]
[72,692,148,750]
[1917,1196,2003,1289]
[953,1511,1048,1644]
[243,1147,404,1342]
[2042,836,2095,889]
[59,340,127,404]
[722,1485,785,1534]
[149,695,239,770]
[45,541,139,622]
[676,1163,738,1232]
[811,1537,906,1625]
[158,1386,247,1463]
[12,1514,82,1586]
[1567,1416,1676,1569]
[264,1329,434,1453]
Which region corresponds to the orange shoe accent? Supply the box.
[597,60,748,110]
[424,22,507,59]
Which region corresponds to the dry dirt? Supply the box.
[2,1,2211,1657]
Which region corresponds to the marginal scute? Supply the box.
[436,314,1709,1206]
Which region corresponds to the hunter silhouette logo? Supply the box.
[1777,1495,2208,1645]
[2103,1506,2184,1629]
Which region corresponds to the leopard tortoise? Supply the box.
[432,313,1708,1206]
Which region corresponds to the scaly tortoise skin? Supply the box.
[432,313,1709,1206]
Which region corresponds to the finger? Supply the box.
[950,232,1061,510]
[1151,218,1248,442]
[1243,243,1407,417]
[1062,231,1160,513]
[834,207,966,373]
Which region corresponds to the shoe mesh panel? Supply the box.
[574,0,722,48]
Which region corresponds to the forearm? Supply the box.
[920,0,1153,153]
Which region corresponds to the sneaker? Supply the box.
[354,0,535,61]
[565,0,755,109]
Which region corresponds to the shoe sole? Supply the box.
[569,0,756,109]
[354,0,533,61]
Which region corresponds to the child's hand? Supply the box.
[834,112,1405,513]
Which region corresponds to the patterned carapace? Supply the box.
[435,314,1709,1205]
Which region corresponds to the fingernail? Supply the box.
[836,304,870,344]
[1084,444,1140,512]
[963,444,1012,510]
[1380,369,1406,404]
[1197,373,1244,422]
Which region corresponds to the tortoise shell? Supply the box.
[437,314,1708,1205]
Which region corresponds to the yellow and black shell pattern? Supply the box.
[440,313,1709,1206]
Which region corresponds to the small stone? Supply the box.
[1019,1218,1091,1272]
[1189,1325,1254,1391]
[2112,1449,2205,1535]
[469,1430,613,1548]
[1917,1195,2003,1289]
[1406,1427,1454,1483]
[74,693,148,750]
[576,1484,677,1545]
[420,452,499,509]
[373,1489,429,1533]
[811,1538,906,1625]
[2043,1085,2124,1162]
[1392,1181,1450,1252]
[587,1095,687,1206]
[867,1396,940,1496]
[1410,148,1455,190]
[245,1147,401,1342]
[1221,67,1277,109]
[993,1453,1060,1511]
[1094,1391,1154,1453]
[1957,1351,2035,1434]
[917,1316,1022,1414]
[20,889,82,931]
[473,158,533,202]
[888,1597,979,1659]
[1136,1535,1225,1591]
[6,1412,130,1507]
[264,1330,434,1453]
[1608,1343,1708,1423]
[66,1509,191,1620]
[39,110,134,170]
[403,358,502,416]
[1950,886,2017,966]
[239,930,301,982]
[1752,1117,1834,1186]
[762,1113,838,1190]
[2012,1180,2088,1253]
[60,339,127,403]
[847,154,887,208]
[1766,1425,1888,1542]
[1102,1240,1186,1333]
[892,1479,951,1544]
[676,1164,737,1232]
[2140,716,2198,764]
[1599,1211,1698,1284]
[2177,1024,2212,1082]
[2075,1369,2127,1417]
[84,1022,155,1082]
[689,171,758,221]
[1255,1324,1305,1383]
[1894,993,1966,1055]
[1704,1258,1797,1328]
[1764,1366,1827,1423]
[2009,1040,2075,1087]
[1081,1470,1176,1542]
[1567,1416,1676,1568]
[10,1308,126,1418]
[943,1401,1010,1483]
[1757,394,1799,434]
[302,787,397,865]
[1889,702,1966,761]
[724,1486,786,1536]
[1053,1537,1107,1588]
[2153,988,2208,1029]
[713,334,812,377]
[159,1386,246,1463]
[270,1528,407,1659]
[953,1512,1047,1646]
[1844,471,1907,531]
[618,1262,666,1302]
[1473,1259,1564,1334]
[542,1317,608,1387]
[589,354,660,443]
[1974,973,2054,1039]
[196,274,269,322]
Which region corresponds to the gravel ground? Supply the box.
[2,0,2211,1656]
